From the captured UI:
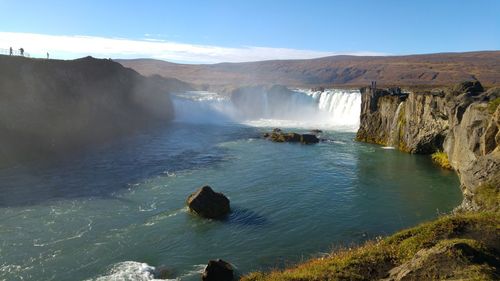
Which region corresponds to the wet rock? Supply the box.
[202,259,234,281]
[263,129,319,144]
[301,134,320,144]
[186,186,230,219]
[153,265,175,279]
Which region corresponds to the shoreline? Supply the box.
[242,82,499,280]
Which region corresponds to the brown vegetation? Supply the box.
[118,51,500,88]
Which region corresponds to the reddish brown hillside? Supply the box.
[117,51,500,88]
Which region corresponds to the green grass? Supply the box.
[474,178,500,212]
[431,151,453,170]
[242,212,499,281]
[488,97,500,114]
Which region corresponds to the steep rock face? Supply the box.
[0,55,190,165]
[356,82,500,211]
[356,88,408,146]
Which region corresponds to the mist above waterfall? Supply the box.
[172,86,361,131]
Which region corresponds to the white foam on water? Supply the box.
[381,146,396,150]
[177,264,206,279]
[172,89,361,131]
[144,207,188,226]
[88,261,177,281]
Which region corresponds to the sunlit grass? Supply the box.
[431,151,452,170]
[242,213,499,281]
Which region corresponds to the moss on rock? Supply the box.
[242,213,500,281]
[431,151,453,170]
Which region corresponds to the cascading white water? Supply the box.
[172,89,361,131]
[299,89,361,129]
[388,102,405,147]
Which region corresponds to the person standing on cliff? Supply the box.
[9,47,13,55]
[19,48,24,56]
[47,52,49,59]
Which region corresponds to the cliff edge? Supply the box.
[0,55,190,165]
[243,81,499,281]
[356,81,500,212]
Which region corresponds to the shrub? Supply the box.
[488,97,500,114]
[431,151,453,170]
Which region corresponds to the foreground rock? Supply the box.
[202,259,234,281]
[186,186,230,219]
[382,238,500,281]
[263,129,319,144]
[241,213,499,281]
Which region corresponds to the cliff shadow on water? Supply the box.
[0,55,192,167]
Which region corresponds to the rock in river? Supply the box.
[186,186,230,219]
[202,259,234,281]
[263,129,319,144]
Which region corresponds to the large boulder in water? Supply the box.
[300,134,320,144]
[186,186,230,219]
[263,129,319,144]
[202,259,234,281]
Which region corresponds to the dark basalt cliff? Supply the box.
[356,81,500,211]
[0,55,191,165]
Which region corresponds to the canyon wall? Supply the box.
[356,81,500,211]
[0,55,191,165]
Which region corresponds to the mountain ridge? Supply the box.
[117,51,500,88]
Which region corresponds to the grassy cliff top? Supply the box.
[243,212,499,281]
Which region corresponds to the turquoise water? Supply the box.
[0,123,461,281]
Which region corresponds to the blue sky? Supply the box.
[0,0,499,63]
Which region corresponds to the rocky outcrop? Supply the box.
[202,259,234,281]
[186,186,231,219]
[263,129,320,144]
[356,81,500,211]
[382,239,499,281]
[0,55,191,166]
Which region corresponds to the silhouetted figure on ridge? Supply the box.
[9,47,13,55]
[47,52,49,59]
[19,48,24,56]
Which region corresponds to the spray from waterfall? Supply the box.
[172,89,362,131]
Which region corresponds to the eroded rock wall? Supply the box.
[356,82,500,211]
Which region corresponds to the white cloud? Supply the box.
[0,32,387,63]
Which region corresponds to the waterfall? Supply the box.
[172,89,362,131]
[389,102,405,147]
[301,89,362,129]
[172,91,238,124]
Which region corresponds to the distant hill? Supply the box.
[0,55,192,165]
[117,51,500,88]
